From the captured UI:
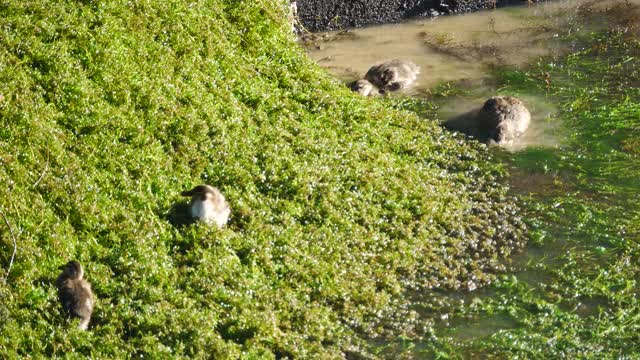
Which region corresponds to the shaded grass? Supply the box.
[0,0,525,357]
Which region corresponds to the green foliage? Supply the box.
[0,0,524,357]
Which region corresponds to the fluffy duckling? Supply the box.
[364,59,420,92]
[56,260,94,330]
[181,185,230,228]
[477,96,531,144]
[443,96,531,145]
[350,79,379,97]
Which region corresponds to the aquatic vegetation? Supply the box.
[0,0,525,357]
[396,2,640,358]
[362,1,639,358]
[475,25,640,357]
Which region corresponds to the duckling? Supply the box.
[56,260,94,330]
[181,185,230,228]
[444,96,531,145]
[364,59,420,92]
[477,96,531,144]
[350,79,379,97]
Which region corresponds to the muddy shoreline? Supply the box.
[297,0,539,32]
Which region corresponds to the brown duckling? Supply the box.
[56,260,94,330]
[181,185,231,228]
[364,59,420,92]
[477,96,531,144]
[444,96,531,145]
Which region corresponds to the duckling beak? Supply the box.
[58,264,66,270]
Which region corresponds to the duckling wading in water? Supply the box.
[350,59,419,96]
[444,95,531,145]
[350,79,378,97]
[477,96,530,144]
[56,260,94,330]
[365,59,420,92]
[181,185,231,228]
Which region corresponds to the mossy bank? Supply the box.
[0,0,524,357]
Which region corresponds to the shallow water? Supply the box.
[304,0,639,151]
[305,1,576,89]
[305,0,640,87]
[438,91,561,150]
[304,1,579,149]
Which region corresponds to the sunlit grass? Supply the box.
[0,0,527,357]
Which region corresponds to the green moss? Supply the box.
[0,0,525,357]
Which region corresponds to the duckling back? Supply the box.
[191,192,230,227]
[183,185,231,228]
[477,96,531,144]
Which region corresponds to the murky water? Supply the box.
[305,0,638,87]
[303,1,580,150]
[306,2,565,89]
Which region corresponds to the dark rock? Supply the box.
[297,0,537,32]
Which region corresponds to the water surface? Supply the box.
[305,1,576,90]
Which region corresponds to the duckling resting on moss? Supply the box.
[181,185,230,228]
[56,260,94,330]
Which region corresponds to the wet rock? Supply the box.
[289,1,298,34]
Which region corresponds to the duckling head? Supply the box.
[350,79,377,97]
[181,184,218,201]
[59,260,84,280]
